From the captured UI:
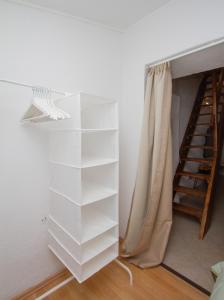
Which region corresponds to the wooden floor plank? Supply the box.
[14,261,209,300]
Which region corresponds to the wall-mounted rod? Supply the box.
[0,79,73,96]
[146,36,224,69]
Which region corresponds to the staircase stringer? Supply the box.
[200,68,224,239]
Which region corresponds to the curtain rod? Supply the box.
[146,37,224,69]
[0,79,73,96]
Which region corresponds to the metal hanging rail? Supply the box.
[0,79,73,96]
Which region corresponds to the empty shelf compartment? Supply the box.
[49,191,118,243]
[48,216,118,263]
[48,233,118,283]
[50,163,118,205]
[49,130,118,166]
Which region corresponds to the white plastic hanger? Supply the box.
[22,86,71,122]
[0,79,72,122]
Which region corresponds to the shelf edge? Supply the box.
[49,159,119,169]
[49,187,118,207]
[48,215,118,245]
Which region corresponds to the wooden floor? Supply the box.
[16,260,209,300]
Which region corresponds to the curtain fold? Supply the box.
[121,62,173,267]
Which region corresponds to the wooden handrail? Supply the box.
[199,71,219,239]
[217,69,224,162]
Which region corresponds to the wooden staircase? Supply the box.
[173,68,224,239]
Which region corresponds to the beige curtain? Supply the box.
[121,62,173,268]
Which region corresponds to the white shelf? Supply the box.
[48,211,118,244]
[82,182,117,205]
[49,130,118,167]
[80,128,118,132]
[82,214,117,244]
[48,234,118,283]
[81,158,118,168]
[50,158,118,169]
[82,236,117,264]
[49,229,118,265]
[49,128,118,132]
[48,92,119,282]
[50,163,118,204]
[81,244,118,282]
[49,216,118,264]
[49,186,117,207]
[49,192,117,243]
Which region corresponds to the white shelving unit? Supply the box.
[48,92,119,283]
[0,80,132,300]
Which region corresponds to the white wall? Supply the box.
[2,0,224,297]
[120,0,224,237]
[0,1,121,299]
[173,75,202,144]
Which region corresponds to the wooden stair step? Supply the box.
[199,112,212,116]
[199,111,221,115]
[184,145,213,149]
[188,134,212,137]
[202,101,212,104]
[181,157,213,163]
[174,186,206,198]
[196,122,211,126]
[201,104,213,107]
[176,171,210,181]
[201,103,222,107]
[173,202,202,219]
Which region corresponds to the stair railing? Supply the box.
[217,68,224,163]
[199,71,218,239]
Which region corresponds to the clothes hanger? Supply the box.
[0,79,72,123]
[22,86,71,122]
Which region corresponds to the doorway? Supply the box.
[163,43,224,293]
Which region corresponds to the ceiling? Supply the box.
[11,0,171,30]
[172,42,224,79]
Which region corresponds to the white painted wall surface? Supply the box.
[120,0,224,237]
[171,94,180,176]
[0,1,121,299]
[173,75,202,146]
[2,0,224,297]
